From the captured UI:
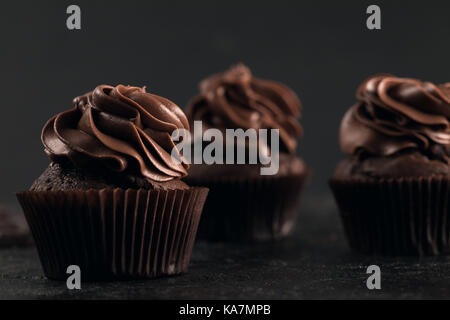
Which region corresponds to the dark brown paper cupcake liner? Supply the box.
[330,177,450,256]
[186,171,309,242]
[16,187,208,280]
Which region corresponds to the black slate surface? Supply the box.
[1,192,450,300]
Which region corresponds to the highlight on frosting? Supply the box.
[186,63,303,154]
[340,74,450,161]
[42,84,190,182]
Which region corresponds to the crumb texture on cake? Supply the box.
[30,162,189,191]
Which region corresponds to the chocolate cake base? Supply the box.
[30,162,189,191]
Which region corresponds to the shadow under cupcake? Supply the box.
[330,74,450,256]
[17,84,208,280]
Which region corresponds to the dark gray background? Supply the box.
[1,0,450,205]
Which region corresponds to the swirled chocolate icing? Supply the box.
[336,75,450,178]
[42,84,189,183]
[186,64,303,154]
[340,75,450,161]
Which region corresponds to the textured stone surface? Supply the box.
[1,193,450,299]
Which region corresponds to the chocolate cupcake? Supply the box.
[17,84,208,280]
[185,64,309,242]
[330,74,450,256]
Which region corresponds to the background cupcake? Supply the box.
[185,64,309,242]
[17,84,208,280]
[330,74,450,256]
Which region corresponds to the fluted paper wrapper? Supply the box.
[186,172,309,242]
[16,187,208,280]
[330,177,450,256]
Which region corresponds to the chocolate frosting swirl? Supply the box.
[186,64,303,154]
[42,84,189,182]
[340,75,450,162]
